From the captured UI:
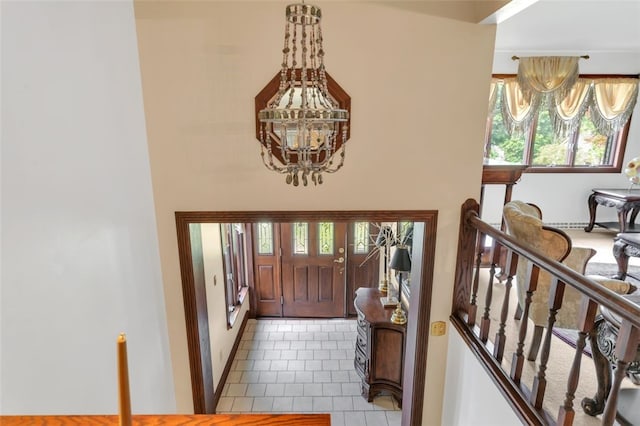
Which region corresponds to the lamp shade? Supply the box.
[375,226,395,248]
[390,246,411,272]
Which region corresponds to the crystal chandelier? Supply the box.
[257,3,349,186]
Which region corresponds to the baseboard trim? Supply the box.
[213,310,249,412]
[490,222,588,229]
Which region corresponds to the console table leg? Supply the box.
[581,323,611,416]
[630,207,640,227]
[585,193,597,232]
[618,209,629,233]
[613,239,630,280]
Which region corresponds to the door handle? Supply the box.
[334,256,345,264]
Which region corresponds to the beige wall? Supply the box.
[134,1,496,423]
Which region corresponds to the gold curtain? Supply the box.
[517,56,580,102]
[548,79,592,138]
[590,78,639,135]
[501,78,541,136]
[488,78,499,113]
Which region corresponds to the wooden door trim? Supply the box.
[175,210,438,426]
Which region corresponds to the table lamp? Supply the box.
[389,245,411,324]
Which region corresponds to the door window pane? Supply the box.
[318,222,334,255]
[293,222,309,255]
[353,222,369,254]
[257,222,273,255]
[398,221,413,246]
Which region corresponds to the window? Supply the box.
[353,222,370,254]
[292,222,309,255]
[484,76,636,173]
[257,222,274,255]
[221,223,248,327]
[318,222,334,255]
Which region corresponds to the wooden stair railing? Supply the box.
[452,199,640,426]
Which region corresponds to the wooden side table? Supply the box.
[585,188,640,233]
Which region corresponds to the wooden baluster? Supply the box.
[479,233,504,342]
[479,257,494,342]
[468,231,485,327]
[602,322,640,426]
[531,277,565,409]
[558,296,598,425]
[493,250,518,362]
[486,231,499,291]
[511,261,539,384]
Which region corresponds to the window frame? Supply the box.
[485,74,635,173]
[221,223,249,328]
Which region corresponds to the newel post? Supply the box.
[452,199,480,323]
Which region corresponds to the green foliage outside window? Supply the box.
[488,85,525,163]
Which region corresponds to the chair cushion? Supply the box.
[586,275,632,295]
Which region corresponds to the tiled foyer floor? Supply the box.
[217,318,402,426]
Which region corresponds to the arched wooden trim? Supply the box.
[254,71,352,164]
[175,210,438,426]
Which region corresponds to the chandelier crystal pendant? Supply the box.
[257,3,349,186]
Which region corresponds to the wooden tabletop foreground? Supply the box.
[0,413,331,425]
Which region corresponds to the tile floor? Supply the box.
[217,318,402,426]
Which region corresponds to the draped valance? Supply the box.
[500,78,541,136]
[517,56,580,103]
[498,76,638,137]
[591,78,639,136]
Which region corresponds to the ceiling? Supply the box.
[494,0,640,55]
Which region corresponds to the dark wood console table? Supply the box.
[585,188,640,233]
[582,294,640,425]
[353,287,406,406]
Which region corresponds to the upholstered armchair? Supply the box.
[503,200,634,361]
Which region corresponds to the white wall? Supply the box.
[482,52,640,224]
[1,1,175,414]
[442,328,521,426]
